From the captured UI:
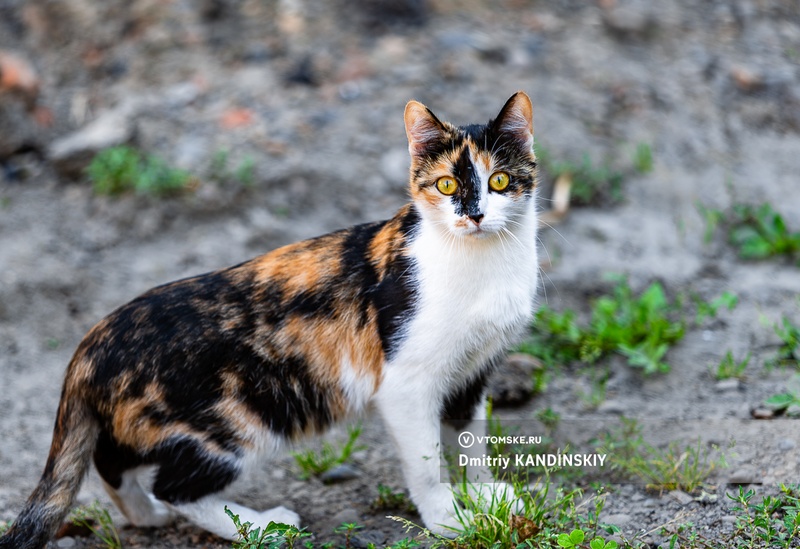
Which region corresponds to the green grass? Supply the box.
[712,351,750,381]
[699,202,800,263]
[226,506,311,549]
[597,418,727,494]
[87,145,193,196]
[69,501,122,549]
[768,313,800,368]
[520,276,686,375]
[292,423,364,480]
[372,484,417,514]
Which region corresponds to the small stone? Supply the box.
[320,463,361,484]
[597,399,627,415]
[751,407,775,419]
[668,490,694,505]
[330,508,360,527]
[601,0,655,38]
[731,66,764,92]
[48,103,137,177]
[56,538,76,548]
[600,513,632,526]
[728,468,758,485]
[352,530,387,549]
[786,404,800,418]
[714,379,740,392]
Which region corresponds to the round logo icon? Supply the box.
[458,431,475,448]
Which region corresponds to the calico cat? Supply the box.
[0,91,538,548]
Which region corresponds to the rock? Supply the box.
[597,399,628,415]
[487,354,539,407]
[751,407,775,419]
[730,66,764,93]
[714,379,740,392]
[600,513,632,526]
[727,468,758,485]
[352,529,387,549]
[329,508,360,527]
[48,103,138,178]
[320,463,361,484]
[56,538,76,548]
[601,0,655,39]
[668,490,694,505]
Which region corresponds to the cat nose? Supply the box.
[468,213,484,225]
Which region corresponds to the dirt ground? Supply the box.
[1,1,800,547]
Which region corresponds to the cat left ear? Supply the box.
[404,100,446,159]
[493,91,534,152]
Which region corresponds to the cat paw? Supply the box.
[259,505,301,528]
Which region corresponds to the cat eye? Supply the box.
[436,176,458,195]
[489,172,510,192]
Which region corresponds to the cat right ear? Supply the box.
[404,101,446,159]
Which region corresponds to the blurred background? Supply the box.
[1,0,800,547]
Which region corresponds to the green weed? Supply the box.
[372,484,417,514]
[70,501,122,549]
[763,388,800,416]
[0,520,9,535]
[727,485,800,548]
[334,522,362,549]
[769,314,800,368]
[520,276,686,375]
[226,506,311,549]
[632,143,653,174]
[87,146,192,196]
[292,424,364,480]
[712,351,750,381]
[597,418,726,494]
[699,202,800,263]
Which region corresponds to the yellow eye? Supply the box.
[489,172,510,192]
[436,176,458,195]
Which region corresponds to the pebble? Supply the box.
[329,508,360,527]
[352,529,387,549]
[320,463,361,484]
[56,538,76,548]
[668,490,694,505]
[727,468,758,485]
[751,407,775,419]
[48,102,137,177]
[600,513,632,526]
[714,379,740,392]
[597,399,628,415]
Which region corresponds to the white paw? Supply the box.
[259,505,301,528]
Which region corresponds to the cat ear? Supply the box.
[492,91,534,151]
[404,100,446,158]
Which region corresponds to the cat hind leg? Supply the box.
[149,437,299,540]
[101,468,175,528]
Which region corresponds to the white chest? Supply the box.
[392,219,538,378]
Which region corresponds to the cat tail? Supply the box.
[0,389,99,549]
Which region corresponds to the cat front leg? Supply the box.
[374,379,464,538]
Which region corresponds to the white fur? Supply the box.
[375,184,538,535]
[102,468,174,528]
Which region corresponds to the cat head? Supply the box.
[404,91,537,239]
